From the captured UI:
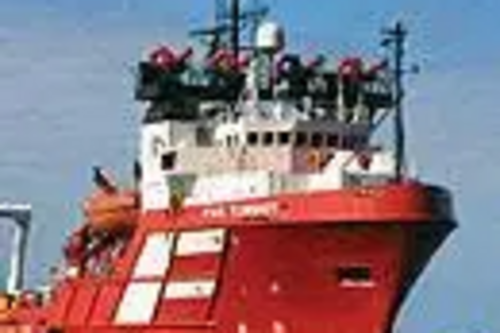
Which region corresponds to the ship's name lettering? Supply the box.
[202,202,279,219]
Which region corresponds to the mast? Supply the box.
[230,0,240,58]
[383,22,408,181]
[193,0,268,55]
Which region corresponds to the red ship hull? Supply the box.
[1,181,455,333]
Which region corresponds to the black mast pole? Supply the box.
[230,0,240,59]
[395,22,407,182]
[385,21,407,182]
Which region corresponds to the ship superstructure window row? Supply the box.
[243,131,365,150]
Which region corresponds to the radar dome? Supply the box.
[256,21,285,52]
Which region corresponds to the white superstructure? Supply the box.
[136,21,398,211]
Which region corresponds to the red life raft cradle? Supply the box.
[0,2,456,333]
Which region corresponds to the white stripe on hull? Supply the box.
[133,232,174,278]
[115,228,226,325]
[114,281,162,325]
[176,228,226,256]
[164,280,217,300]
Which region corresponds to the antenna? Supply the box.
[382,21,408,182]
[191,0,269,55]
[230,0,240,59]
[216,0,226,24]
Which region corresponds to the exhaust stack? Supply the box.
[0,203,32,294]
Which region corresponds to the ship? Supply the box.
[0,1,456,333]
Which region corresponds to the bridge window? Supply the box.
[161,152,177,170]
[327,134,339,147]
[295,132,308,147]
[247,132,258,146]
[342,136,354,150]
[352,135,366,149]
[311,133,324,148]
[263,132,274,146]
[278,132,291,145]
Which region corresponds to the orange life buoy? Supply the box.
[307,150,323,170]
[0,293,13,324]
[0,294,11,313]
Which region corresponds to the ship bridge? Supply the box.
[135,9,399,211]
[140,107,396,210]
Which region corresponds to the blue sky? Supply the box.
[0,1,499,333]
